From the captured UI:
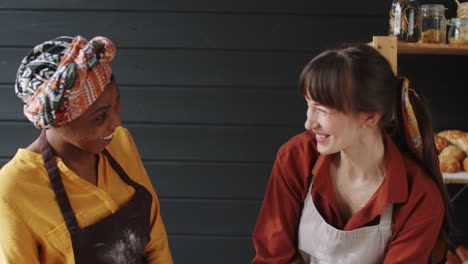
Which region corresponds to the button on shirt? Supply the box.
[252,131,445,264]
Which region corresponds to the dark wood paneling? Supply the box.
[0,0,389,15]
[0,86,24,120]
[1,85,306,125]
[0,48,25,84]
[0,124,39,157]
[128,124,301,162]
[398,55,468,131]
[118,87,305,126]
[161,199,260,235]
[2,48,311,87]
[148,162,270,199]
[0,123,302,162]
[0,11,387,50]
[169,236,254,264]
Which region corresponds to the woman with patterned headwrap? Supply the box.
[0,36,173,264]
[251,44,452,264]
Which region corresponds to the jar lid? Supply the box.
[448,17,468,26]
[422,4,446,14]
[422,4,445,10]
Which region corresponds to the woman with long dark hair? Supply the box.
[252,44,452,264]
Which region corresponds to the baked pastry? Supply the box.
[439,145,466,162]
[434,135,452,153]
[437,130,468,153]
[436,130,468,173]
[439,155,462,173]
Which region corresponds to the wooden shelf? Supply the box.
[369,35,468,74]
[370,35,468,186]
[398,42,468,55]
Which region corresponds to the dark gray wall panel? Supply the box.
[0,123,39,158]
[0,123,302,162]
[1,48,315,87]
[169,236,253,264]
[1,85,306,126]
[398,55,468,132]
[119,87,306,126]
[0,0,389,15]
[148,162,270,199]
[160,199,261,235]
[128,124,301,162]
[0,86,24,120]
[0,11,386,50]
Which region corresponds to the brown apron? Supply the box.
[39,130,152,264]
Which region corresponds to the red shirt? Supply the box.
[252,131,445,264]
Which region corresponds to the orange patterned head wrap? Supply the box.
[15,35,116,129]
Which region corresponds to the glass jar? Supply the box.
[389,0,422,42]
[420,4,447,43]
[448,18,468,44]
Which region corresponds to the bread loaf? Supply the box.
[436,130,468,173]
[437,130,468,153]
[439,145,466,162]
[434,135,452,153]
[440,156,462,173]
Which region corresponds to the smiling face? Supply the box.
[51,80,122,154]
[305,96,365,155]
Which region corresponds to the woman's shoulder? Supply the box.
[404,158,441,193]
[105,126,141,162]
[0,149,46,178]
[112,126,132,140]
[104,126,147,181]
[106,126,136,152]
[401,157,444,215]
[0,149,49,202]
[278,130,317,156]
[274,131,319,180]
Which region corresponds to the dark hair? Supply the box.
[299,43,452,231]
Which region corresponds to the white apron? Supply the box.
[298,182,393,264]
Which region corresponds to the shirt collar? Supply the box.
[311,135,409,227]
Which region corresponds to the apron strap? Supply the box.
[102,149,141,189]
[379,204,393,231]
[39,130,80,234]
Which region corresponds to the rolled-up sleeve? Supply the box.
[252,151,304,264]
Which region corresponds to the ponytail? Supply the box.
[392,77,453,231]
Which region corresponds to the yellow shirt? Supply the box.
[0,126,173,264]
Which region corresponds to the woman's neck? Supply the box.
[44,129,99,185]
[45,129,97,165]
[334,128,386,182]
